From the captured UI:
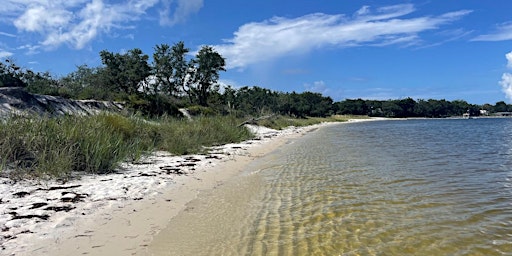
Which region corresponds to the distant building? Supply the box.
[480,109,489,116]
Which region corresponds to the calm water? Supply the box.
[150,119,512,255]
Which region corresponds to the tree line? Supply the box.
[1,42,511,118]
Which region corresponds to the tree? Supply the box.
[494,101,510,112]
[0,59,25,87]
[285,92,309,118]
[301,91,333,117]
[100,48,150,95]
[396,98,416,117]
[381,101,402,117]
[186,46,226,106]
[231,86,279,115]
[152,42,190,96]
[414,99,433,117]
[59,65,113,99]
[23,70,60,96]
[335,99,368,115]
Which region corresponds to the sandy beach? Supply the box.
[0,121,348,255]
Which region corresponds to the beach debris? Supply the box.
[184,156,201,162]
[47,185,81,191]
[138,173,157,177]
[177,163,196,167]
[29,203,48,209]
[205,155,223,159]
[61,192,87,203]
[159,166,187,175]
[12,192,30,198]
[10,213,50,221]
[44,206,75,212]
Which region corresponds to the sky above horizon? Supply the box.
[1,1,512,105]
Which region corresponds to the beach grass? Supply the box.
[0,114,157,179]
[0,113,253,180]
[157,115,254,155]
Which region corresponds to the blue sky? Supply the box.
[1,1,512,104]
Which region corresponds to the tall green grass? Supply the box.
[0,114,253,179]
[0,114,158,179]
[158,115,253,155]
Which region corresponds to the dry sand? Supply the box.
[0,122,349,255]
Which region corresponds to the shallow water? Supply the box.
[150,119,512,255]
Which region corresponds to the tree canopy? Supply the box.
[1,42,510,119]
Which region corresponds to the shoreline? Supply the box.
[1,121,351,255]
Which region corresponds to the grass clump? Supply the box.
[0,113,253,180]
[0,114,158,180]
[158,115,253,155]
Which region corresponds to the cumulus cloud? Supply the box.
[500,73,512,101]
[213,4,471,69]
[473,22,512,41]
[500,51,512,101]
[1,0,202,50]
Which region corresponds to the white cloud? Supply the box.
[416,28,474,49]
[355,6,371,17]
[213,4,471,69]
[1,0,202,50]
[0,31,16,37]
[506,51,512,69]
[500,51,512,101]
[499,73,512,101]
[17,44,41,55]
[473,22,512,41]
[14,5,73,32]
[0,50,13,58]
[304,80,329,94]
[218,79,240,88]
[159,0,203,26]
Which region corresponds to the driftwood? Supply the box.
[237,114,275,127]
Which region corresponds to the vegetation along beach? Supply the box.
[1,1,512,255]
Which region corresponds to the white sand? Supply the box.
[0,122,348,255]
